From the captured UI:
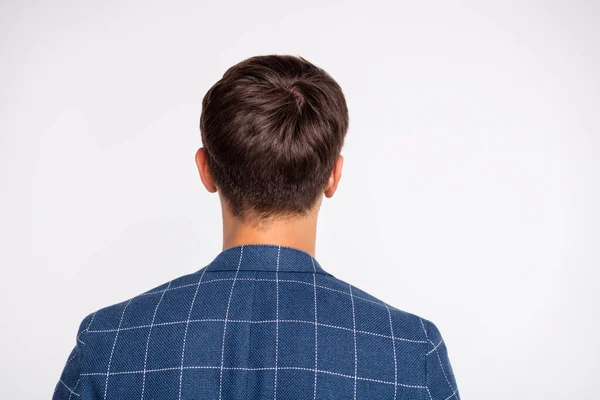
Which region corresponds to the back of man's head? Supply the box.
[200,55,349,223]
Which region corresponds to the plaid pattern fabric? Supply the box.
[53,244,460,399]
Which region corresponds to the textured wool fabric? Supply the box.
[53,244,460,399]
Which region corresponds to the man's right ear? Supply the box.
[324,154,343,198]
[195,147,218,193]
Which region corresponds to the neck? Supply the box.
[220,202,320,258]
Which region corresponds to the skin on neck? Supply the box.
[195,147,343,258]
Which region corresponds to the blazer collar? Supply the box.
[206,243,331,275]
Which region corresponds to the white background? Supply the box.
[1,1,599,398]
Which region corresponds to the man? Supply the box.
[53,55,460,399]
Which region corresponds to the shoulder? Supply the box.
[318,274,455,360]
[76,269,208,344]
[316,275,460,395]
[320,274,435,344]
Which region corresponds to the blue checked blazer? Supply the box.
[54,244,460,399]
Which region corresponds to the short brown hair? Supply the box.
[200,55,349,223]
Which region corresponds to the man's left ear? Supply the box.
[195,147,218,193]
